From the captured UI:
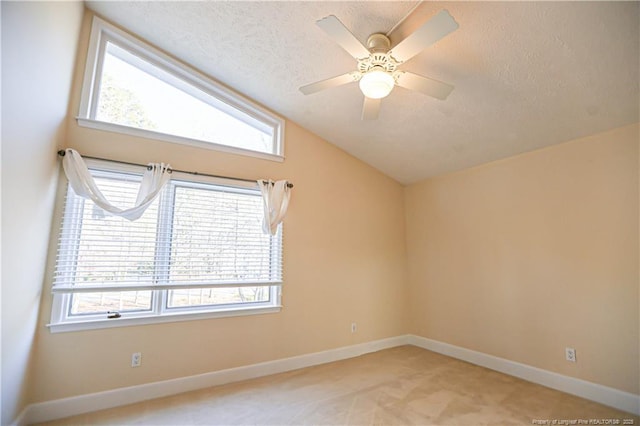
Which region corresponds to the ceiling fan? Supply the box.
[299,9,458,120]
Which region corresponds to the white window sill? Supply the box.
[47,305,282,333]
[76,117,285,163]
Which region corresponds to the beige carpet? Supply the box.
[36,345,638,425]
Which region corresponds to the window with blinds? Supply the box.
[49,161,282,332]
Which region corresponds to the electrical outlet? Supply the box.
[131,352,142,367]
[565,347,576,363]
[351,322,357,333]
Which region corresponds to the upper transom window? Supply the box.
[78,16,284,161]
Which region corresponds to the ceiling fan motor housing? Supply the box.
[366,33,391,52]
[358,34,400,75]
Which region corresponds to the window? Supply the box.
[77,17,284,161]
[49,160,282,332]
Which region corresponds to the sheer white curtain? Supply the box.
[258,179,291,235]
[62,148,171,221]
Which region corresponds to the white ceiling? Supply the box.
[86,1,639,184]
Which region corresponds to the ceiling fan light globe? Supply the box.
[359,70,394,99]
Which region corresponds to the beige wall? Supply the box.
[28,11,409,403]
[405,123,639,394]
[0,1,83,423]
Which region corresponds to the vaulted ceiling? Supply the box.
[86,1,639,184]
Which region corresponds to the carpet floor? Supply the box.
[36,345,638,425]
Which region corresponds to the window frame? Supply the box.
[77,16,285,162]
[48,159,283,333]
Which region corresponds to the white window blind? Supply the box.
[167,182,282,287]
[54,170,162,292]
[52,165,282,298]
[49,162,282,331]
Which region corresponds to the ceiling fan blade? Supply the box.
[299,72,359,95]
[386,2,430,46]
[396,72,454,100]
[389,9,458,63]
[316,15,371,60]
[362,97,381,120]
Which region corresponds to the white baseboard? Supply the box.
[15,334,639,425]
[10,408,27,426]
[19,335,410,425]
[408,335,640,416]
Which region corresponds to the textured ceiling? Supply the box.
[86,1,639,184]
